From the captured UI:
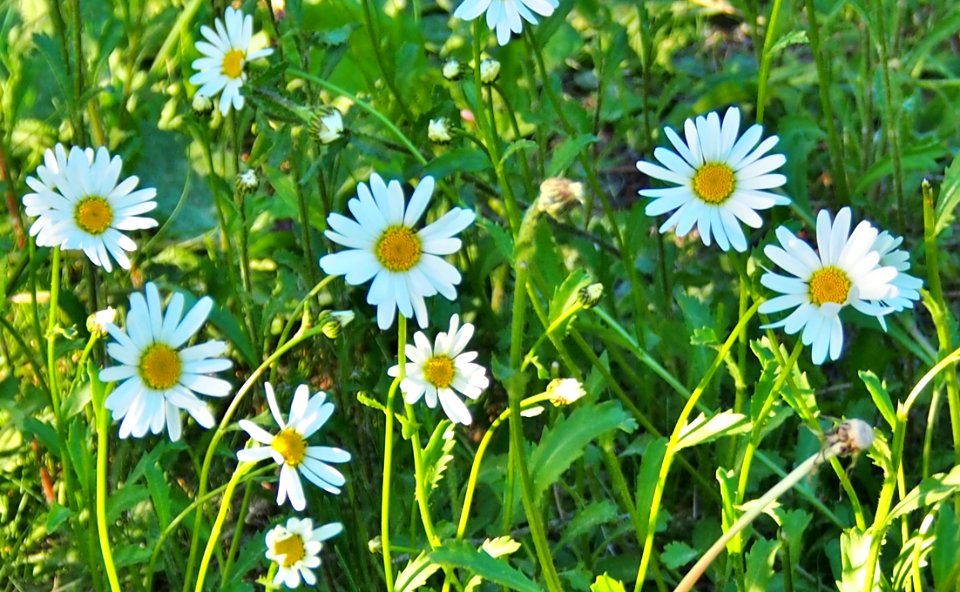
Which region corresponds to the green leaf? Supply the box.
[859,371,896,429]
[935,152,960,236]
[853,139,947,196]
[636,437,667,536]
[932,504,960,590]
[744,538,780,592]
[676,412,751,450]
[424,148,491,179]
[500,140,538,168]
[839,528,879,592]
[46,503,73,534]
[422,421,456,497]
[429,540,542,592]
[396,552,442,592]
[107,485,150,522]
[887,464,960,525]
[206,303,257,368]
[768,30,808,56]
[660,541,699,570]
[559,500,619,549]
[530,400,636,501]
[546,134,597,177]
[547,269,591,328]
[590,573,627,592]
[145,462,172,529]
[476,217,514,265]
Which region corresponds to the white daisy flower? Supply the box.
[237,383,351,511]
[189,6,273,115]
[265,518,342,589]
[454,0,559,46]
[22,144,158,271]
[99,283,233,441]
[637,106,790,252]
[871,231,923,316]
[319,173,475,330]
[758,208,898,364]
[388,314,489,425]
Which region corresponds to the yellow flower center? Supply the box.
[222,49,245,79]
[272,428,307,467]
[74,196,114,235]
[274,533,306,568]
[138,344,183,390]
[423,355,456,389]
[375,226,422,272]
[692,163,736,204]
[808,266,852,306]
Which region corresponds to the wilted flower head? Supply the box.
[537,177,584,219]
[479,58,501,84]
[310,107,345,145]
[428,118,453,144]
[87,307,118,337]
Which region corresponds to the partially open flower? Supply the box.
[547,378,586,406]
[192,94,213,116]
[442,59,464,81]
[578,283,604,309]
[87,307,118,337]
[428,118,453,144]
[479,58,501,84]
[310,107,345,145]
[236,170,259,195]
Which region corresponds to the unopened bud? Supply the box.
[547,378,586,406]
[322,310,354,339]
[368,536,382,554]
[479,58,500,84]
[428,118,453,144]
[192,94,213,116]
[442,59,464,81]
[578,283,603,309]
[86,307,117,337]
[236,170,259,194]
[310,107,345,145]
[537,177,584,219]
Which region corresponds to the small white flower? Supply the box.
[442,58,463,80]
[319,173,475,330]
[87,307,118,337]
[236,170,259,194]
[237,383,351,511]
[547,378,586,406]
[759,208,898,364]
[312,108,344,145]
[454,0,559,46]
[479,58,501,84]
[265,518,342,589]
[637,106,789,252]
[191,93,213,115]
[99,283,233,441]
[388,314,490,425]
[189,7,274,115]
[428,118,453,144]
[22,144,158,271]
[871,231,923,317]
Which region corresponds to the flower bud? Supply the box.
[236,170,259,195]
[192,94,213,116]
[547,378,586,406]
[442,59,464,81]
[537,177,584,219]
[322,310,355,339]
[479,58,500,84]
[428,118,453,144]
[86,307,117,337]
[310,107,345,145]
[578,283,603,309]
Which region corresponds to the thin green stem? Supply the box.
[874,0,905,230]
[221,479,254,582]
[95,376,122,592]
[755,0,785,124]
[194,462,254,592]
[381,373,400,591]
[359,0,413,121]
[633,300,763,590]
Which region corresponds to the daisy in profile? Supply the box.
[388,314,489,425]
[22,144,158,271]
[637,107,789,252]
[99,283,233,441]
[265,518,342,589]
[454,0,559,46]
[189,6,273,115]
[319,174,475,330]
[237,383,350,511]
[759,208,898,364]
[871,231,923,323]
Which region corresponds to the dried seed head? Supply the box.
[537,177,585,219]
[825,418,875,456]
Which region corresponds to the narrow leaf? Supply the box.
[429,540,542,592]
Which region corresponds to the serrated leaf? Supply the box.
[422,421,456,496]
[859,371,896,429]
[547,268,590,328]
[676,412,751,450]
[476,217,514,264]
[530,400,636,501]
[396,552,442,592]
[935,152,960,236]
[853,139,947,197]
[429,540,542,592]
[887,464,960,525]
[590,573,627,592]
[744,538,780,591]
[546,134,597,177]
[839,528,879,592]
[559,500,619,549]
[661,541,699,570]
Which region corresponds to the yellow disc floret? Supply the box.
[272,428,307,467]
[274,533,306,567]
[423,355,456,389]
[74,196,114,235]
[375,226,422,272]
[222,49,246,79]
[692,163,736,204]
[139,344,183,390]
[808,266,852,306]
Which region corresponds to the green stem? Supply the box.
[194,462,254,592]
[182,324,328,592]
[755,0,785,124]
[381,374,400,591]
[803,0,850,203]
[46,248,75,509]
[359,0,413,121]
[633,300,763,590]
[874,0,905,230]
[95,377,122,592]
[221,479,254,582]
